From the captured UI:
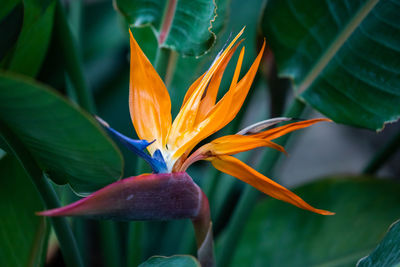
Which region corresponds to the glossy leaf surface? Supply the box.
[0,72,123,195]
[233,177,400,267]
[139,255,200,267]
[357,219,400,267]
[2,0,56,77]
[261,0,400,130]
[115,0,221,56]
[0,154,47,267]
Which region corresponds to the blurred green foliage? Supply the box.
[0,154,47,267]
[0,0,399,266]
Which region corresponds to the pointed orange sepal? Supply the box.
[179,134,286,171]
[171,40,266,162]
[129,29,172,154]
[211,155,334,215]
[167,28,246,158]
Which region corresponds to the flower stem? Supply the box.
[99,221,123,267]
[216,99,305,267]
[363,130,400,174]
[0,121,84,267]
[154,47,171,82]
[192,191,215,267]
[126,221,144,266]
[126,159,148,265]
[54,0,95,113]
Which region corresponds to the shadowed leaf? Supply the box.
[232,176,400,267]
[0,154,47,267]
[139,255,200,267]
[261,0,400,130]
[115,0,228,56]
[0,72,123,195]
[3,0,56,77]
[357,219,400,267]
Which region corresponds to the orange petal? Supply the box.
[252,118,331,141]
[204,41,265,133]
[167,28,245,155]
[129,29,172,154]
[179,134,285,171]
[182,41,264,153]
[172,47,246,158]
[195,41,243,124]
[205,135,285,156]
[181,41,243,109]
[182,74,205,107]
[211,155,334,215]
[171,42,264,161]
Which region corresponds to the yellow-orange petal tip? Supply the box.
[317,209,335,215]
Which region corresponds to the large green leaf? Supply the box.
[114,0,224,56]
[261,0,400,130]
[0,154,48,267]
[139,255,200,267]
[0,72,123,195]
[2,0,56,77]
[232,177,400,267]
[357,219,400,267]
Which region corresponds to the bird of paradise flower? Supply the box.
[39,28,333,264]
[39,26,334,265]
[40,26,333,215]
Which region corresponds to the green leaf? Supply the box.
[0,72,123,195]
[0,2,23,63]
[3,0,56,77]
[139,255,200,267]
[357,219,400,267]
[261,0,400,130]
[0,0,20,20]
[232,177,400,267]
[0,154,48,267]
[114,0,223,56]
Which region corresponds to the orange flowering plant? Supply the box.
[2,0,399,266]
[39,28,332,265]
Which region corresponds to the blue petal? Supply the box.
[152,149,168,173]
[96,117,167,173]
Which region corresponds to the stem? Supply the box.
[67,0,83,44]
[262,49,290,118]
[54,0,95,113]
[192,191,215,267]
[126,158,148,265]
[154,47,172,82]
[363,130,400,174]
[216,99,305,267]
[165,51,178,87]
[126,222,143,266]
[0,121,84,267]
[99,221,123,267]
[158,0,177,45]
[66,190,89,266]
